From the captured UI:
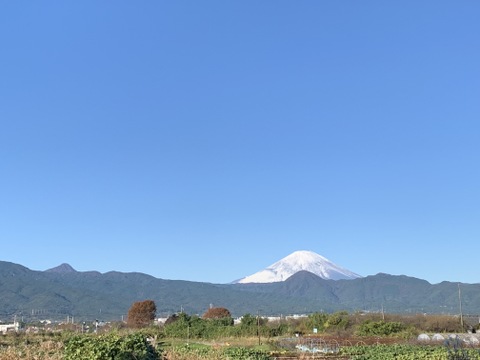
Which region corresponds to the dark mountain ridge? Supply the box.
[45,263,77,273]
[1,261,479,322]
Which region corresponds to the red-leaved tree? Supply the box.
[202,307,233,325]
[127,300,157,328]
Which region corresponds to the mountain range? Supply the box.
[1,252,479,322]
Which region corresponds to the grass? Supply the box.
[0,339,63,360]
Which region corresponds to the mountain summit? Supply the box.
[236,250,361,283]
[45,263,77,273]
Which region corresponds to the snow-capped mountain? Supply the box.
[236,250,362,283]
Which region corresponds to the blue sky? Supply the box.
[1,2,479,285]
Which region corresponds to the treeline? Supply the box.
[295,311,469,337]
[1,302,474,360]
[162,312,289,339]
[157,310,469,340]
[120,300,471,340]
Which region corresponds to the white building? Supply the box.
[0,321,20,334]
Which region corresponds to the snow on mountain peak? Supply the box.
[236,250,361,283]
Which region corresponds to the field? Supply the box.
[1,311,479,359]
[1,332,480,360]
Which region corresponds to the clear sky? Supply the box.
[1,2,479,285]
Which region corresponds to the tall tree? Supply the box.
[202,306,232,320]
[202,306,233,326]
[127,300,157,328]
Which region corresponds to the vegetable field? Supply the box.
[3,335,480,360]
[341,344,480,360]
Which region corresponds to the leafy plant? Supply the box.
[341,344,480,360]
[356,320,406,336]
[63,332,160,360]
[444,336,480,360]
[222,347,271,360]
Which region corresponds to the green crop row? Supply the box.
[341,344,480,360]
[63,332,160,360]
[166,344,272,360]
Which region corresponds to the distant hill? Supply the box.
[45,263,77,273]
[1,260,479,322]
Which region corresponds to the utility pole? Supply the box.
[458,283,464,328]
[257,310,261,346]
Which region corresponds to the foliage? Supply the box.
[356,320,406,336]
[165,344,272,360]
[240,314,257,327]
[444,336,480,360]
[305,312,329,332]
[163,312,193,338]
[299,311,350,334]
[203,307,232,320]
[161,311,464,340]
[234,314,263,337]
[202,307,234,326]
[423,315,465,333]
[165,344,217,359]
[0,334,63,360]
[325,311,350,330]
[127,300,157,328]
[163,312,291,340]
[341,344,480,360]
[222,346,272,360]
[63,332,160,360]
[6,309,476,360]
[165,313,180,325]
[7,324,480,360]
[164,312,234,339]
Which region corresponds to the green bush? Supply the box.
[305,312,329,333]
[64,332,160,360]
[222,347,272,360]
[325,311,350,330]
[356,320,406,336]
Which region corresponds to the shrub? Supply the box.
[63,332,159,360]
[356,320,406,336]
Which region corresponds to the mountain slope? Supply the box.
[0,261,324,320]
[45,263,77,273]
[2,260,480,322]
[236,250,361,283]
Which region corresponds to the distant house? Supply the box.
[0,321,20,334]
